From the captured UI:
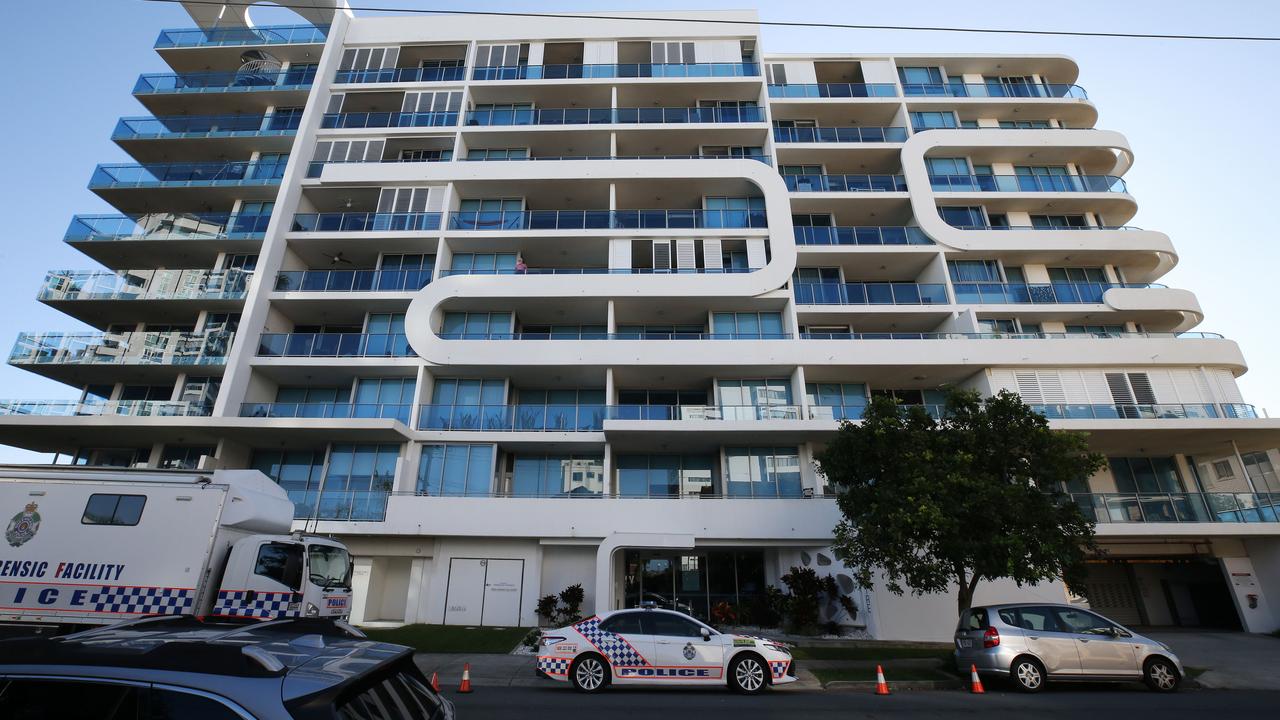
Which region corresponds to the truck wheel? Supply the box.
[570,653,609,693]
[728,653,768,694]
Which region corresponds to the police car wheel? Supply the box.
[570,653,609,693]
[729,654,768,695]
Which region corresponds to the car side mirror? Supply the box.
[700,627,711,641]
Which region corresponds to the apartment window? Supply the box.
[652,41,696,64]
[313,139,384,166]
[431,378,505,406]
[615,324,705,339]
[1105,372,1157,406]
[617,389,709,406]
[324,443,400,495]
[418,444,495,495]
[725,447,802,498]
[898,66,943,85]
[221,253,258,271]
[764,63,787,84]
[978,318,1019,333]
[401,90,463,115]
[450,253,517,273]
[81,494,146,526]
[400,149,450,161]
[441,312,513,338]
[158,445,215,470]
[475,43,527,67]
[1000,120,1053,129]
[380,253,434,271]
[366,313,405,334]
[1031,214,1089,228]
[793,267,840,283]
[871,388,947,407]
[1109,457,1184,493]
[717,378,792,406]
[466,147,529,160]
[511,454,604,497]
[1066,324,1125,336]
[1049,267,1108,283]
[909,111,959,130]
[927,157,969,176]
[250,449,326,517]
[617,454,717,497]
[792,214,834,227]
[355,378,414,407]
[700,145,765,159]
[711,312,784,338]
[939,206,986,229]
[1241,452,1280,493]
[339,47,400,72]
[949,260,1002,282]
[805,383,867,406]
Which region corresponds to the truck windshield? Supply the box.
[308,544,352,589]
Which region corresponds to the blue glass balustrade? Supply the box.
[793,226,932,246]
[335,66,467,83]
[767,83,899,98]
[293,489,389,522]
[0,399,211,417]
[90,159,288,188]
[320,111,459,129]
[437,331,790,340]
[1031,403,1259,420]
[799,330,1226,340]
[773,126,908,143]
[445,208,768,231]
[113,112,302,139]
[39,269,250,301]
[436,267,755,278]
[793,282,949,305]
[1068,492,1279,524]
[240,402,411,423]
[471,62,760,80]
[274,269,433,292]
[929,174,1127,192]
[782,174,907,192]
[950,282,1158,304]
[155,24,328,48]
[256,333,413,357]
[290,212,442,232]
[66,212,272,241]
[134,68,316,93]
[9,331,233,366]
[463,106,766,125]
[901,82,1087,98]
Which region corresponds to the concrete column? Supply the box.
[405,557,432,624]
[348,556,376,624]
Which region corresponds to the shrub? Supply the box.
[711,601,738,626]
[558,584,585,624]
[741,585,786,628]
[779,566,859,633]
[522,628,541,650]
[535,594,560,626]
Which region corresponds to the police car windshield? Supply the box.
[308,545,351,589]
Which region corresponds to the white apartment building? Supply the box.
[3,1,1280,640]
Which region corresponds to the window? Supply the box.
[805,383,867,407]
[254,541,303,589]
[958,607,988,630]
[150,688,247,719]
[159,445,215,470]
[1052,607,1117,635]
[1109,457,1184,493]
[381,253,434,271]
[948,260,1002,282]
[81,494,146,526]
[441,312,513,339]
[324,443,400,497]
[511,453,604,497]
[724,447,802,498]
[898,66,943,87]
[1241,452,1280,493]
[466,147,529,160]
[339,46,400,72]
[765,63,787,84]
[793,267,840,283]
[599,611,645,634]
[401,90,463,117]
[1000,606,1060,632]
[1048,266,1108,283]
[418,444,495,496]
[1065,324,1125,336]
[939,206,986,229]
[616,454,717,497]
[717,378,792,407]
[0,678,142,720]
[366,313,406,334]
[642,612,704,637]
[711,312,784,338]
[999,119,1053,129]
[909,111,959,130]
[336,661,447,720]
[1031,214,1088,228]
[313,139,384,166]
[651,41,695,64]
[475,43,526,67]
[450,252,518,273]
[927,157,969,176]
[249,449,326,518]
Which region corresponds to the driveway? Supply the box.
[1145,631,1280,690]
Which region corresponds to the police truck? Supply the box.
[0,465,353,635]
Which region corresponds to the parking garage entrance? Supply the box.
[621,550,767,622]
[1080,558,1242,630]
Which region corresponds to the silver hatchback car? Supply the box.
[954,603,1183,693]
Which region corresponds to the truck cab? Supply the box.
[215,534,353,619]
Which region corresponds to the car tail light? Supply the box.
[983,626,1000,648]
[539,635,566,647]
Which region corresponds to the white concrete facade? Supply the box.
[3,3,1280,640]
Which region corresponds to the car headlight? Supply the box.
[763,642,791,656]
[306,602,320,617]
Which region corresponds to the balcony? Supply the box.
[437,267,754,279]
[66,212,272,242]
[256,333,413,358]
[445,208,768,231]
[290,212,442,233]
[134,68,315,94]
[39,269,251,302]
[113,112,302,140]
[471,62,760,80]
[335,66,467,84]
[416,404,805,431]
[320,111,459,129]
[463,106,767,126]
[240,402,411,423]
[273,269,432,292]
[9,331,233,367]
[929,174,1127,193]
[767,83,899,98]
[155,24,328,48]
[793,282,949,305]
[799,330,1226,340]
[951,282,1158,304]
[439,331,789,340]
[902,82,1087,99]
[90,159,287,189]
[1030,403,1259,420]
[950,223,1141,231]
[1068,492,1279,524]
[782,174,907,192]
[793,226,932,246]
[773,126,908,143]
[0,399,211,417]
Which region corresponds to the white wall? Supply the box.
[540,544,598,620]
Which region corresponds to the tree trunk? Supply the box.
[955,569,982,615]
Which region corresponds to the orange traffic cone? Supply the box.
[429,671,440,692]
[969,664,986,694]
[874,664,891,695]
[458,663,473,693]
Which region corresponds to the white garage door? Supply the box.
[443,558,525,626]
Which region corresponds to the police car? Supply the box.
[536,608,795,694]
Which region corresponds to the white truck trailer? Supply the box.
[0,465,353,633]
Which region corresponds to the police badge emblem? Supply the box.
[682,642,696,660]
[5,502,41,547]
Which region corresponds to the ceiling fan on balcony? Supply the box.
[321,251,355,266]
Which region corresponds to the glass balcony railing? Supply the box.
[463,106,766,125]
[155,24,328,48]
[793,282,949,305]
[794,226,932,246]
[1067,492,1280,524]
[0,399,211,417]
[90,159,288,188]
[291,488,388,522]
[457,154,771,163]
[446,208,768,231]
[773,126,908,143]
[335,66,467,84]
[471,62,760,80]
[134,68,316,94]
[438,331,790,340]
[951,282,1158,304]
[608,405,805,421]
[1030,403,1259,420]
[902,82,1087,99]
[436,266,755,278]
[320,111,459,129]
[273,269,433,292]
[39,269,251,302]
[66,213,272,242]
[799,330,1226,341]
[289,212,442,233]
[416,404,805,430]
[256,333,413,357]
[767,83,899,98]
[950,223,1142,231]
[929,174,1127,193]
[113,112,302,139]
[9,331,233,366]
[782,174,907,192]
[240,402,411,423]
[806,404,943,420]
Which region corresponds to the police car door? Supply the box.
[594,611,656,684]
[642,612,724,683]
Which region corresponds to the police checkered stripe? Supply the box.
[90,586,194,615]
[573,617,650,667]
[213,590,302,618]
[769,660,790,679]
[537,656,571,676]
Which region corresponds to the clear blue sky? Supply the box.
[1,0,1277,462]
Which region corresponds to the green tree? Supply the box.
[815,388,1104,615]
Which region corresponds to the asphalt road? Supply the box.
[444,684,1279,719]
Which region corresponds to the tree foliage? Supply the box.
[815,388,1104,613]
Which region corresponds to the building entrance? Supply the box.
[622,549,766,621]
